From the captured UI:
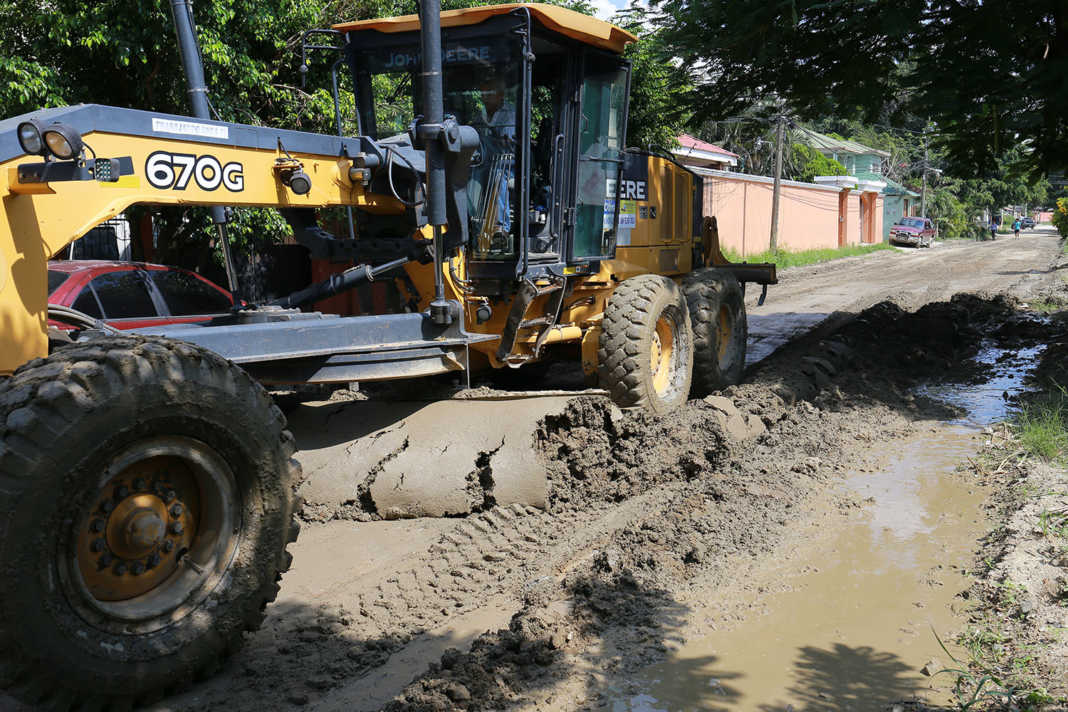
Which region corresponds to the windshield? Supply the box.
[352,34,522,260]
[898,217,924,228]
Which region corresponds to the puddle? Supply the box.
[611,428,986,711]
[915,343,1044,426]
[607,335,1040,712]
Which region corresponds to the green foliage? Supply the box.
[1014,384,1068,461]
[787,143,846,183]
[1053,198,1068,239]
[649,0,1068,176]
[614,8,691,149]
[722,242,894,268]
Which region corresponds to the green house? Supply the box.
[799,129,919,241]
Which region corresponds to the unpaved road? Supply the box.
[5,230,1061,711]
[746,230,1057,363]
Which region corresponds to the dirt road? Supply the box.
[7,231,1060,711]
[746,230,1057,363]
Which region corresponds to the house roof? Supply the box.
[880,176,921,197]
[675,134,739,159]
[800,128,890,158]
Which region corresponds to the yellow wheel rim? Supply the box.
[651,314,676,395]
[76,455,201,602]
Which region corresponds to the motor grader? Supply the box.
[0,2,774,707]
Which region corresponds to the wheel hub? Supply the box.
[651,314,676,395]
[76,458,199,602]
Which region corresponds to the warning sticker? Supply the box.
[619,200,637,229]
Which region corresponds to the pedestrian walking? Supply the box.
[989,220,997,241]
[1012,217,1021,238]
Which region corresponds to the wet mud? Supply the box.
[383,293,1057,712]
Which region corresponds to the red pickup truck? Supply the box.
[889,217,935,248]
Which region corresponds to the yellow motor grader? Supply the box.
[0,2,774,707]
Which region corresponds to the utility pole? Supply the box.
[769,114,786,253]
[920,126,929,217]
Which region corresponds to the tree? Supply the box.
[787,143,846,183]
[650,0,1068,175]
[614,8,692,148]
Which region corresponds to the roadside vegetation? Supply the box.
[1014,385,1068,461]
[724,242,895,270]
[947,313,1068,710]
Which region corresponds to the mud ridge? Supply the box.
[385,294,1048,711]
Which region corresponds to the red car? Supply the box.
[48,260,233,329]
[889,217,935,248]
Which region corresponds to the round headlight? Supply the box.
[16,120,46,155]
[287,170,312,195]
[42,123,83,160]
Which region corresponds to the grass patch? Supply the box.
[723,242,895,269]
[1028,298,1067,314]
[1013,386,1068,461]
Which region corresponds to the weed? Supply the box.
[933,628,1048,710]
[1038,508,1068,539]
[721,242,895,269]
[1029,298,1067,314]
[1013,385,1068,461]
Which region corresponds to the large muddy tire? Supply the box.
[0,336,302,710]
[682,268,748,396]
[598,274,694,413]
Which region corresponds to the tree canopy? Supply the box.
[650,0,1068,175]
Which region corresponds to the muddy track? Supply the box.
[0,234,1049,712]
[153,291,1022,711]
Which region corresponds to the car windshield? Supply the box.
[898,218,924,228]
[351,33,522,260]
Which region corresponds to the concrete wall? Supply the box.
[698,170,883,257]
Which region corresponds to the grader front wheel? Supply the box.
[0,337,302,710]
[598,274,694,413]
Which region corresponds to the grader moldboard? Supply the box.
[0,2,775,707]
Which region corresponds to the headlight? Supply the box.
[41,123,83,160]
[16,119,47,156]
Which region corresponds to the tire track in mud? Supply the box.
[153,239,1062,712]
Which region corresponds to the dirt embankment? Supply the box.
[382,294,1031,712]
[946,282,1068,707]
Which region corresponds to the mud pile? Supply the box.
[383,295,1044,712]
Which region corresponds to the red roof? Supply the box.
[676,134,739,159]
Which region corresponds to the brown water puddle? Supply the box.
[614,426,988,712]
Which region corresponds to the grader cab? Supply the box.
[0,3,774,708]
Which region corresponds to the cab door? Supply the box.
[565,50,630,264]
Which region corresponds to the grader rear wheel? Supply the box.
[0,336,302,710]
[598,274,694,413]
[683,268,748,396]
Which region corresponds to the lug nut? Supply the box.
[90,518,105,533]
[90,538,106,553]
[98,553,113,567]
[147,553,161,568]
[165,490,176,503]
[170,504,183,518]
[114,485,129,499]
[131,562,145,576]
[133,478,146,491]
[162,540,175,553]
[170,522,184,535]
[101,500,115,514]
[114,563,127,575]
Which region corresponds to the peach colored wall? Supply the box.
[874,196,884,242]
[846,193,861,245]
[703,174,843,256]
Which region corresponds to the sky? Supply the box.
[593,0,630,20]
